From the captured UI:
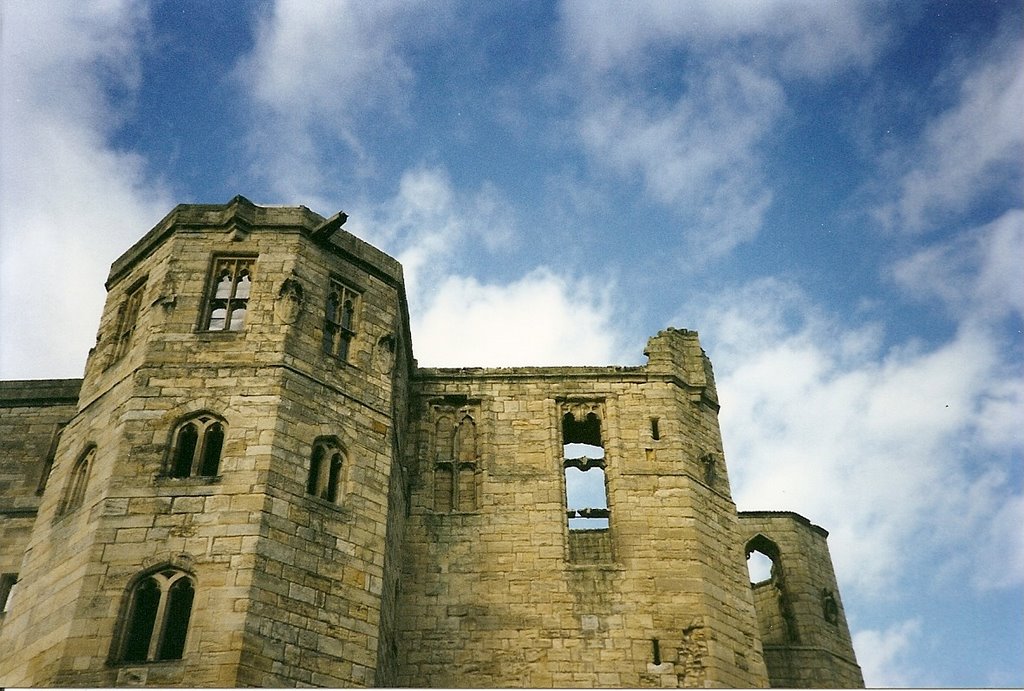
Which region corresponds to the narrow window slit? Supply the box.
[652,638,662,665]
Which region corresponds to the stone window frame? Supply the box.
[164,413,226,479]
[111,276,147,361]
[0,572,17,615]
[306,436,346,504]
[36,422,67,495]
[59,444,95,515]
[111,566,195,664]
[322,277,361,362]
[431,408,480,514]
[561,404,610,531]
[745,533,799,643]
[200,255,255,332]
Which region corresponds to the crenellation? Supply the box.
[0,197,860,688]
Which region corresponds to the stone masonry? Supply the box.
[0,197,863,687]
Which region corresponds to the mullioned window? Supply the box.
[203,256,254,331]
[323,279,359,361]
[306,437,345,503]
[115,568,195,663]
[166,414,225,478]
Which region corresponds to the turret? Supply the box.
[0,197,413,687]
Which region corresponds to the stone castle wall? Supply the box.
[0,198,862,688]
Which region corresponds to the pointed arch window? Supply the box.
[112,279,146,361]
[307,437,345,503]
[203,256,254,331]
[60,445,94,515]
[117,569,195,662]
[433,412,479,513]
[167,414,225,478]
[323,279,359,361]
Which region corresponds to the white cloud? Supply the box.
[0,0,170,379]
[560,2,888,259]
[559,0,886,79]
[891,208,1024,324]
[235,0,447,201]
[852,618,923,687]
[690,278,1024,597]
[413,270,619,367]
[578,63,782,258]
[874,34,1024,233]
[343,165,624,368]
[345,166,515,301]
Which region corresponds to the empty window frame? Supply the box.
[433,413,479,513]
[323,279,359,361]
[562,411,609,530]
[203,256,254,331]
[167,414,225,478]
[0,573,17,614]
[60,445,94,515]
[117,569,195,663]
[112,279,146,361]
[745,534,799,643]
[306,437,345,502]
[36,422,67,495]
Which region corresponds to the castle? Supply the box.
[0,197,863,687]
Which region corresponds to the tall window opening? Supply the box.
[307,437,344,502]
[432,409,479,513]
[36,422,67,495]
[747,549,775,584]
[745,534,799,643]
[204,256,253,331]
[118,569,195,662]
[323,279,359,361]
[112,279,146,360]
[563,411,609,530]
[167,414,225,478]
[0,573,17,614]
[60,445,94,515]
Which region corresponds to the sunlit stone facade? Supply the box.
[0,197,862,687]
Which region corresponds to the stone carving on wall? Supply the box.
[374,333,397,374]
[699,451,717,486]
[822,588,839,625]
[275,276,304,325]
[677,620,708,687]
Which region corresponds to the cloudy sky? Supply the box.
[1,1,1021,685]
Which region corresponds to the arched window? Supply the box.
[307,438,344,502]
[745,534,799,644]
[204,256,254,331]
[323,279,359,362]
[433,412,479,513]
[60,445,94,515]
[118,569,195,662]
[167,414,225,478]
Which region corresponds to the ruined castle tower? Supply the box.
[0,197,862,687]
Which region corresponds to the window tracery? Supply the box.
[307,437,344,503]
[167,414,225,478]
[431,406,479,513]
[323,279,359,361]
[117,568,195,663]
[60,445,94,515]
[203,256,253,331]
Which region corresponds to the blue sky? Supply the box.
[1,1,1022,685]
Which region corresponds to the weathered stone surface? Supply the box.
[0,197,862,688]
